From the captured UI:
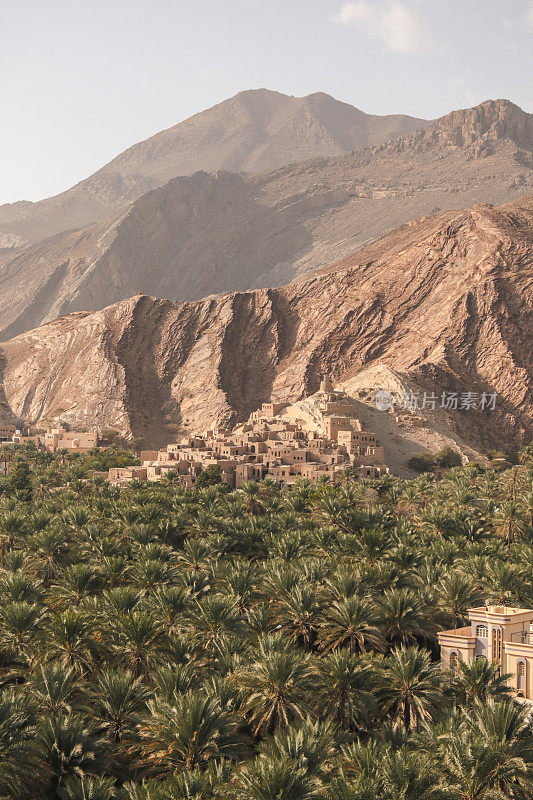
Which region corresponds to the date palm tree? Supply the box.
[25,663,78,717]
[319,596,384,654]
[151,664,198,702]
[27,528,71,588]
[108,610,168,679]
[238,482,267,516]
[275,586,324,650]
[326,773,378,800]
[0,571,42,604]
[432,573,482,630]
[130,557,178,591]
[60,775,117,800]
[485,561,523,606]
[236,637,313,736]
[453,659,513,705]
[493,501,527,546]
[217,560,262,612]
[313,650,377,732]
[313,492,357,536]
[123,767,227,799]
[235,757,323,800]
[519,485,533,529]
[44,610,98,676]
[53,564,104,608]
[38,713,107,800]
[474,695,533,763]
[137,690,239,773]
[269,530,313,563]
[186,594,242,652]
[260,717,338,780]
[149,586,189,633]
[437,701,533,800]
[377,588,433,647]
[370,748,442,800]
[0,600,46,668]
[378,646,442,731]
[0,689,38,798]
[89,669,150,743]
[0,513,26,554]
[322,568,362,601]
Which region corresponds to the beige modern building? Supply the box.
[438,606,533,700]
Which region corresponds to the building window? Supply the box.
[450,651,459,673]
[476,625,488,638]
[517,661,526,692]
[492,628,502,661]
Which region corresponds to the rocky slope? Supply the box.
[0,197,531,458]
[279,366,488,478]
[0,99,531,341]
[0,89,427,245]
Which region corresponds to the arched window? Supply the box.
[476,624,488,638]
[450,651,459,673]
[517,660,526,692]
[492,628,502,661]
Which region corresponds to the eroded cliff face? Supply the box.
[0,100,531,340]
[0,197,531,451]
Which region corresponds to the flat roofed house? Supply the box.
[108,467,148,487]
[438,605,533,700]
[322,415,353,441]
[44,430,98,452]
[337,429,377,449]
[12,431,40,445]
[0,426,16,442]
[140,450,159,465]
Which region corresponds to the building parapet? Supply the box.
[438,606,533,702]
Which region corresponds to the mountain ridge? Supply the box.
[1,196,531,458]
[0,88,428,246]
[0,98,530,340]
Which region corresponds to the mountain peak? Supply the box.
[433,98,529,135]
[229,87,290,106]
[0,90,428,245]
[415,98,531,151]
[233,87,287,98]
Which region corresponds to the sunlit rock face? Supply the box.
[0,100,531,341]
[0,196,531,452]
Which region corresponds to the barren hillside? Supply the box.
[0,89,427,245]
[0,197,530,460]
[0,99,530,341]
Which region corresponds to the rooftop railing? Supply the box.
[510,632,533,645]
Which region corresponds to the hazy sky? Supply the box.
[1,0,531,204]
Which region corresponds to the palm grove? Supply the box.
[0,442,532,800]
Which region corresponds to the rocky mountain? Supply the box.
[0,89,428,245]
[0,99,531,342]
[1,197,531,459]
[387,97,532,154]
